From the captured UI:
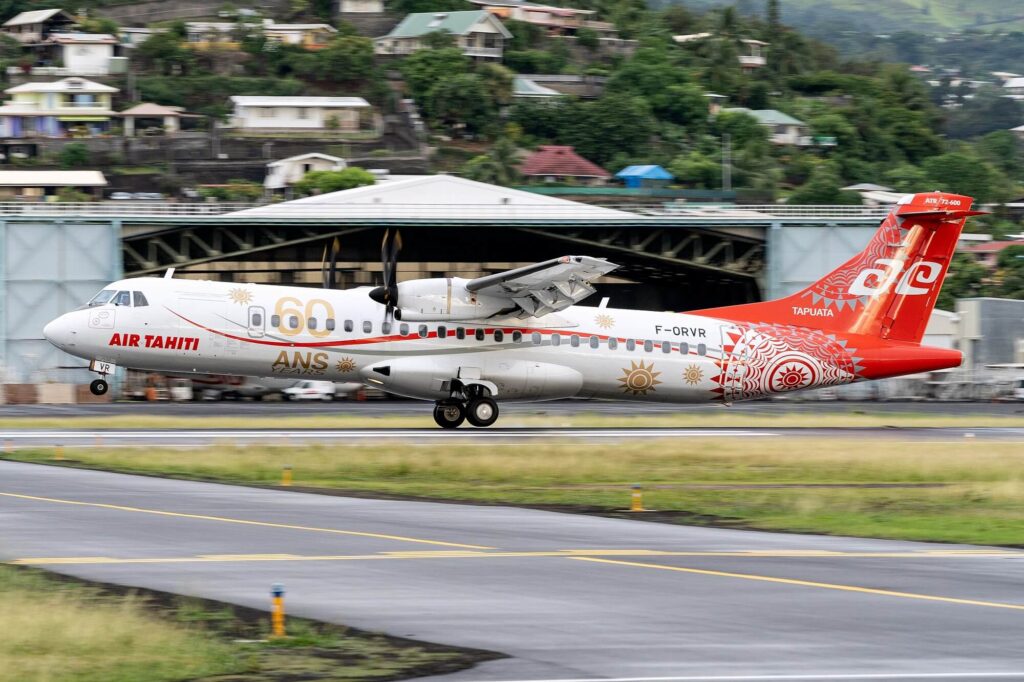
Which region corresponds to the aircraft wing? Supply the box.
[466,256,619,318]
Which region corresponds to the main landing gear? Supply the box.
[89,379,109,396]
[432,395,500,429]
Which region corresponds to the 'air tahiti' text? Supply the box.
[108,333,200,350]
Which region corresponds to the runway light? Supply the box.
[53,445,64,462]
[281,465,293,487]
[271,583,286,638]
[630,484,644,513]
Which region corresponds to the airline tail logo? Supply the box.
[848,258,942,297]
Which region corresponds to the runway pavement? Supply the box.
[2,461,1024,681]
[3,426,1024,446]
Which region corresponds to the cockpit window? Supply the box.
[112,291,132,306]
[88,289,115,306]
[133,291,149,307]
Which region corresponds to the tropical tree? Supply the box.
[294,167,376,196]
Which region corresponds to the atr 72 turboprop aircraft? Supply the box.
[44,191,980,428]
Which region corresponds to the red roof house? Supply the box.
[964,240,1024,269]
[519,145,610,186]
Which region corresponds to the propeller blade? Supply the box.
[320,243,329,289]
[328,237,340,290]
[381,228,392,291]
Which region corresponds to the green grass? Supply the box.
[3,409,1024,430]
[8,438,1024,546]
[0,564,483,682]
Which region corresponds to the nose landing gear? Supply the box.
[89,379,109,396]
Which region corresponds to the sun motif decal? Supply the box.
[228,287,253,306]
[594,314,615,329]
[619,360,662,396]
[683,364,703,385]
[771,361,812,392]
[336,357,357,373]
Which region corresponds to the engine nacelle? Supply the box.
[359,356,583,401]
[393,278,507,322]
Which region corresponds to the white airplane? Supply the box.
[44,191,980,428]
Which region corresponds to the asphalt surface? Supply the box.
[2,399,1023,419]
[2,461,1024,681]
[3,426,1024,446]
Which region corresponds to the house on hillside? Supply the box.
[229,96,372,132]
[374,10,511,60]
[519,145,610,186]
[512,76,564,100]
[338,0,383,11]
[265,152,346,193]
[0,77,117,138]
[0,169,106,200]
[1003,77,1024,99]
[469,0,615,37]
[28,32,121,76]
[186,20,336,50]
[1,8,75,44]
[616,165,673,189]
[673,33,769,71]
[962,240,1024,269]
[119,27,161,49]
[724,108,815,146]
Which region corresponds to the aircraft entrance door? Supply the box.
[247,306,266,338]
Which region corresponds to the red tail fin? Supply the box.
[694,192,983,343]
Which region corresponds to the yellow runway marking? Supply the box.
[571,557,1024,612]
[9,548,1021,566]
[0,491,492,550]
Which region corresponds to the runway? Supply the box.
[3,426,1024,446]
[2,461,1024,681]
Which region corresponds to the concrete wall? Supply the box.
[0,219,121,384]
[957,298,1024,369]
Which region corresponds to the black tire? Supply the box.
[89,379,108,396]
[433,401,465,429]
[465,397,498,428]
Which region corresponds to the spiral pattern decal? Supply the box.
[710,323,864,402]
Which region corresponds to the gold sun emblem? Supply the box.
[336,357,357,373]
[594,313,615,329]
[228,287,253,306]
[619,360,662,396]
[683,364,703,385]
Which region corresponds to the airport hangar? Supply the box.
[1,174,890,383]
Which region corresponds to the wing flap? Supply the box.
[468,256,617,318]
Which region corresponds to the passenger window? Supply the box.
[419,325,428,338]
[643,340,653,353]
[698,343,707,356]
[494,330,504,342]
[271,314,280,327]
[400,323,409,336]
[363,321,372,333]
[382,321,392,334]
[475,328,485,341]
[438,325,447,338]
[680,342,689,355]
[570,335,579,348]
[112,291,131,306]
[344,319,353,332]
[532,332,542,345]
[326,318,336,331]
[308,317,318,330]
[288,316,299,329]
[626,339,636,351]
[457,327,466,340]
[662,341,671,353]
[251,312,262,326]
[513,330,522,343]
[590,336,599,349]
[133,291,149,307]
[608,337,618,350]
[551,334,561,346]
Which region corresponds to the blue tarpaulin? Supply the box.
[615,165,674,188]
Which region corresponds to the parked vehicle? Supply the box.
[282,380,338,401]
[132,192,164,201]
[109,192,133,200]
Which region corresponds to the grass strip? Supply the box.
[1,409,1023,430]
[6,438,1024,546]
[0,564,491,682]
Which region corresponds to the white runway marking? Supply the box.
[483,674,1024,682]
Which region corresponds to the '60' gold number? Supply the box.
[274,296,335,338]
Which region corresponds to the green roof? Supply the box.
[725,107,806,126]
[384,10,507,38]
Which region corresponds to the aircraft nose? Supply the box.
[43,314,71,348]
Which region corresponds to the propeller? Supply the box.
[321,237,341,289]
[369,228,402,323]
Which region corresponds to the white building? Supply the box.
[1003,77,1024,99]
[34,32,119,76]
[0,169,106,200]
[265,152,346,191]
[1,8,75,44]
[725,108,810,146]
[338,0,383,12]
[375,10,511,60]
[229,95,371,131]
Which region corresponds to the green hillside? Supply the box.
[668,0,1024,32]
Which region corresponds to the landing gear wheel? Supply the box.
[433,401,465,429]
[466,397,498,428]
[89,379,108,396]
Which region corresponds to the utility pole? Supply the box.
[722,133,732,192]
